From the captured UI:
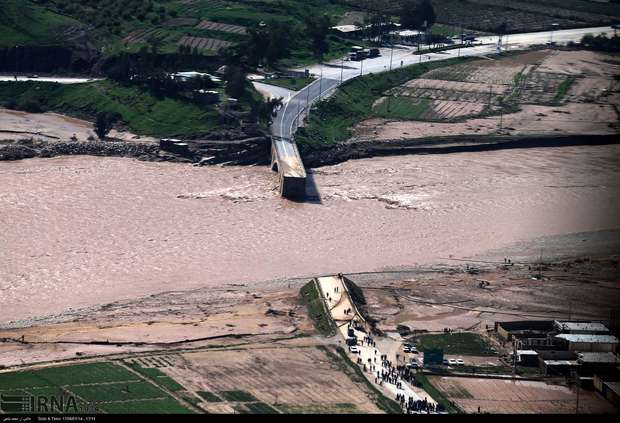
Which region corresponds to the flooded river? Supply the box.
[1,144,620,323]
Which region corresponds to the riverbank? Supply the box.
[1,143,619,325]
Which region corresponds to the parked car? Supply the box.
[410,346,418,353]
[349,345,359,354]
[456,359,465,366]
[448,359,458,366]
[443,359,449,365]
[403,346,412,353]
[406,362,419,369]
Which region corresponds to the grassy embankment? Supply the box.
[295,56,473,152]
[0,80,236,138]
[299,279,337,337]
[318,346,402,414]
[414,373,462,414]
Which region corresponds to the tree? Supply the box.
[243,20,291,66]
[94,112,121,140]
[400,0,436,31]
[305,14,332,60]
[224,66,247,99]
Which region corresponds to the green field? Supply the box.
[126,363,186,391]
[0,362,192,414]
[374,96,430,120]
[219,390,257,402]
[196,390,222,402]
[0,0,83,47]
[0,80,227,138]
[412,332,497,356]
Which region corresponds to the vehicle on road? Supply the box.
[368,48,380,58]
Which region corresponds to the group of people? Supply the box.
[396,394,442,414]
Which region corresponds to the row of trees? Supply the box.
[355,0,437,42]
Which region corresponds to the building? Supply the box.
[554,320,610,335]
[495,321,558,349]
[554,334,619,353]
[495,321,554,340]
[603,382,620,407]
[516,350,539,366]
[577,352,620,375]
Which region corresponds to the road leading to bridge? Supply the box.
[269,25,614,199]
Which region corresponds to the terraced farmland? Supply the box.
[430,0,619,33]
[196,20,248,35]
[177,35,235,52]
[373,50,582,122]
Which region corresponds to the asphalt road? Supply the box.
[272,76,340,140]
[272,25,614,140]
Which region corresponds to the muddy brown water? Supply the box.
[1,144,620,324]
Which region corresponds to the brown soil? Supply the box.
[429,376,617,414]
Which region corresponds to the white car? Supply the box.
[448,359,458,366]
[456,359,465,366]
[349,345,359,354]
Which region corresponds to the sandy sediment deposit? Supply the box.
[1,143,620,324]
[0,108,157,144]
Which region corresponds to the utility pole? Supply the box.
[319,62,323,99]
[573,370,580,414]
[512,338,517,378]
[340,57,344,84]
[360,58,364,76]
[389,42,394,71]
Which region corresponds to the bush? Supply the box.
[17,99,43,113]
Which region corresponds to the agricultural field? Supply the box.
[428,376,618,414]
[0,344,398,414]
[352,48,620,142]
[138,345,391,413]
[0,362,193,414]
[431,0,620,33]
[2,0,356,65]
[374,50,573,123]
